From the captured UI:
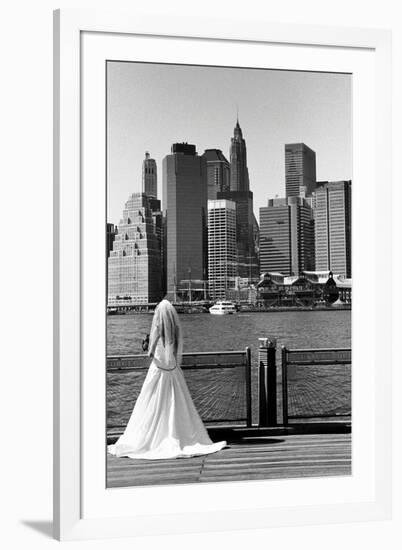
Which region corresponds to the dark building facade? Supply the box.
[259,196,315,276]
[142,151,157,198]
[285,143,317,198]
[202,148,230,200]
[106,222,117,258]
[230,120,250,192]
[217,120,259,280]
[162,143,208,298]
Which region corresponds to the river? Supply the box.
[107,309,351,361]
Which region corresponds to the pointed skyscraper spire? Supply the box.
[230,117,248,191]
[234,107,243,139]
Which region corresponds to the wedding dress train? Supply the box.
[108,300,226,460]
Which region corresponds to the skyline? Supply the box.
[107,61,352,225]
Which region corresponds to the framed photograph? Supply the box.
[53,8,392,541]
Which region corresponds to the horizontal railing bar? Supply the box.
[288,414,351,419]
[107,350,247,360]
[286,348,351,353]
[287,361,351,365]
[107,364,247,372]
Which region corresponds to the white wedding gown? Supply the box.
[108,336,226,460]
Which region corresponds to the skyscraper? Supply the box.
[208,199,237,300]
[218,119,259,280]
[108,193,162,305]
[285,143,317,198]
[313,180,352,277]
[163,143,208,298]
[141,152,164,290]
[230,119,249,192]
[202,149,230,200]
[259,196,315,276]
[142,151,157,198]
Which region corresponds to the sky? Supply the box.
[107,61,352,225]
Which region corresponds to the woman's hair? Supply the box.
[150,299,182,357]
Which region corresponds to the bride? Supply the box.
[108,299,227,460]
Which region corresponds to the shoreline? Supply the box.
[108,305,351,316]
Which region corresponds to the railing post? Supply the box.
[245,346,252,427]
[258,337,277,427]
[281,345,288,426]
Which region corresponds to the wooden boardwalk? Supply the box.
[107,431,351,488]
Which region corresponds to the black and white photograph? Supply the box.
[105,61,352,488]
[2,0,399,543]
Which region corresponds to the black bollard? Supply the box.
[258,337,277,427]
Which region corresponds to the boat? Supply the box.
[209,300,237,315]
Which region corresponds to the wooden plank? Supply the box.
[106,433,352,488]
[108,476,201,488]
[200,469,351,483]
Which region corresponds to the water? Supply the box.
[107,310,351,428]
[107,309,351,360]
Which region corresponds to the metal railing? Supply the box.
[281,346,352,425]
[106,348,252,433]
[107,343,351,433]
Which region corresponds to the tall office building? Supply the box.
[163,143,208,297]
[285,143,317,198]
[230,119,250,192]
[208,199,237,299]
[140,152,164,291]
[108,193,162,305]
[313,180,352,277]
[142,151,157,198]
[202,149,230,200]
[218,119,259,280]
[149,200,165,294]
[259,196,315,276]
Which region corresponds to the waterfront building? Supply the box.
[142,151,157,198]
[259,196,315,276]
[312,180,352,277]
[256,270,352,306]
[208,199,237,299]
[106,222,117,257]
[162,143,208,298]
[108,193,162,305]
[285,143,317,198]
[217,119,259,280]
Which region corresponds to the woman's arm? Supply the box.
[147,324,160,357]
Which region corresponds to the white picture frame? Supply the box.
[53,8,392,541]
